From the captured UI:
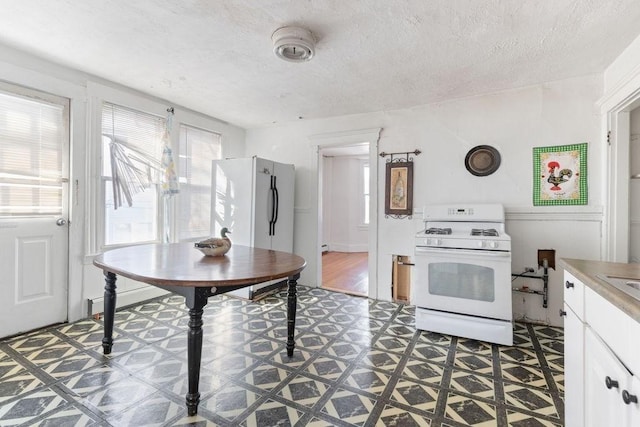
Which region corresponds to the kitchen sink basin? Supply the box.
[596,274,640,301]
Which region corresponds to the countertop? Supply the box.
[560,258,640,322]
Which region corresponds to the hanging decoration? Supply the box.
[108,137,161,210]
[533,143,587,206]
[379,150,420,219]
[161,107,179,196]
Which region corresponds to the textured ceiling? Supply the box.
[0,1,639,129]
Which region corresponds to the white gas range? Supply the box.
[413,204,513,345]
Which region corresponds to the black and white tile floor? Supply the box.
[0,286,564,426]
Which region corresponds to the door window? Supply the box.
[0,88,68,217]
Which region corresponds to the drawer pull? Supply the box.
[605,376,619,389]
[565,281,574,289]
[622,390,638,405]
[559,309,567,317]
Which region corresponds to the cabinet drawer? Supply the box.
[585,286,631,370]
[564,271,585,319]
[628,317,640,376]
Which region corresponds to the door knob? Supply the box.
[559,309,566,317]
[56,218,67,226]
[565,281,574,289]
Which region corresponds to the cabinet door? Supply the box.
[584,327,630,427]
[624,375,640,426]
[564,304,584,427]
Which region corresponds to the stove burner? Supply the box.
[471,228,499,237]
[425,227,452,235]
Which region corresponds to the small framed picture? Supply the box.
[385,161,413,216]
[533,143,587,206]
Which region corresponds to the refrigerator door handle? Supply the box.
[273,176,279,234]
[268,175,276,236]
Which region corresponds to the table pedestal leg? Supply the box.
[185,292,207,416]
[102,272,117,354]
[286,275,298,357]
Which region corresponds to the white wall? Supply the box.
[322,156,368,252]
[0,43,246,321]
[246,74,604,326]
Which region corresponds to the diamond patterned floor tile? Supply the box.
[81,375,158,415]
[389,378,439,412]
[503,383,561,418]
[110,392,184,426]
[201,382,264,421]
[378,403,433,426]
[277,373,331,407]
[0,371,44,403]
[0,387,67,426]
[342,366,390,395]
[60,364,129,397]
[240,398,307,427]
[0,287,565,426]
[31,404,103,426]
[320,387,376,426]
[444,391,498,426]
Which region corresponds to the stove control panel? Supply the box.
[447,207,474,216]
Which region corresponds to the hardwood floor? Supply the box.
[321,251,368,296]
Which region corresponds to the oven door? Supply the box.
[413,247,512,321]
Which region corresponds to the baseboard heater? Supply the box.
[247,279,288,300]
[87,286,170,317]
[88,280,288,315]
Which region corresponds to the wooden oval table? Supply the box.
[93,243,306,416]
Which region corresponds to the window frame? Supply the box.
[87,83,229,254]
[359,159,370,227]
[176,123,222,242]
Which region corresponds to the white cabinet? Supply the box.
[563,271,585,427]
[630,376,640,426]
[563,302,584,427]
[563,269,640,427]
[584,327,636,427]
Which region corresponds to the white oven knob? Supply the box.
[488,241,499,249]
[428,238,442,246]
[477,240,485,248]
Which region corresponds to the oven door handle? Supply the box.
[415,247,511,258]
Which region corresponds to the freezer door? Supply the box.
[271,161,295,252]
[253,157,274,249]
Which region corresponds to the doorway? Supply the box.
[321,148,369,296]
[312,128,381,298]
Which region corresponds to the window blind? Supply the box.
[178,125,221,240]
[101,102,165,245]
[0,91,66,216]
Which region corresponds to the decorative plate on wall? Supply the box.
[464,145,501,176]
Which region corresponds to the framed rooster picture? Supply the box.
[533,143,587,206]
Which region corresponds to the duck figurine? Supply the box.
[194,227,232,256]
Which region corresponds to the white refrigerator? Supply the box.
[211,156,295,299]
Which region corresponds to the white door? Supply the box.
[0,84,69,338]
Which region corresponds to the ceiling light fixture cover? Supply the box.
[272,26,315,62]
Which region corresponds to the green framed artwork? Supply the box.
[533,143,587,206]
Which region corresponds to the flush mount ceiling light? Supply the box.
[272,26,315,62]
